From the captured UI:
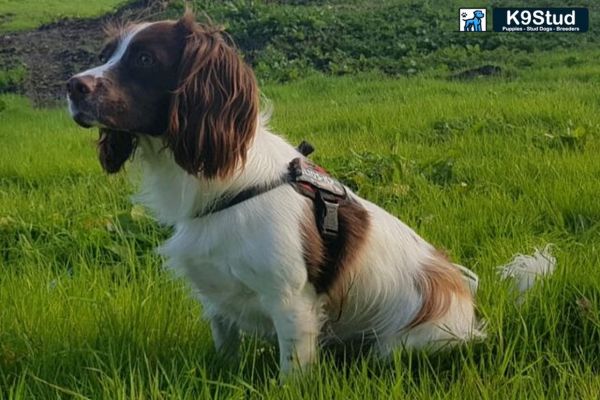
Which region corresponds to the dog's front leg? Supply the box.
[265,286,321,379]
[210,315,240,358]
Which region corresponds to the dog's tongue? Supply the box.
[97,128,136,173]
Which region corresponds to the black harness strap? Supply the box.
[195,176,287,218]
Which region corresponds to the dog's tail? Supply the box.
[454,244,556,302]
[401,245,555,350]
[457,243,557,310]
[455,244,556,338]
[496,244,556,302]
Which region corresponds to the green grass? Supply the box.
[0,67,26,92]
[1,63,600,398]
[0,0,129,31]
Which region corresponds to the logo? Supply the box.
[459,9,487,32]
[493,8,588,32]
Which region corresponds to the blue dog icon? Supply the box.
[463,10,485,31]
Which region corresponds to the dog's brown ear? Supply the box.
[167,13,259,179]
[97,129,135,173]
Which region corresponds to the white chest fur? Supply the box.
[134,131,311,336]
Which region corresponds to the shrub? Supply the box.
[174,0,600,82]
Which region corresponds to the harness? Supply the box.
[288,157,346,239]
[199,141,348,239]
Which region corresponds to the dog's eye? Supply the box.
[98,53,107,63]
[136,52,155,67]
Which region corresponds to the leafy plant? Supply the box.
[179,0,600,82]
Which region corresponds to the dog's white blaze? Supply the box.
[75,22,153,79]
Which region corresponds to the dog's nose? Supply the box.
[67,76,96,99]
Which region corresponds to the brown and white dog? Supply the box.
[67,12,482,377]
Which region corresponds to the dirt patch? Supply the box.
[0,0,169,106]
[450,65,503,80]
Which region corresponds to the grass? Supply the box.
[0,67,26,93]
[1,62,600,398]
[0,0,129,31]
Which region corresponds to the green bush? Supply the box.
[171,0,600,82]
[0,67,26,93]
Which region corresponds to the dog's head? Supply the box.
[473,10,485,19]
[67,12,259,178]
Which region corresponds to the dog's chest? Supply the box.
[135,138,309,334]
[184,257,274,334]
[165,244,275,334]
[156,207,301,335]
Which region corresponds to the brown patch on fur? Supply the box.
[300,197,371,299]
[300,202,326,287]
[97,129,136,174]
[407,250,471,329]
[167,10,259,179]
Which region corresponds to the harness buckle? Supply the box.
[316,191,340,239]
[289,155,346,240]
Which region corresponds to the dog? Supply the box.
[463,10,485,31]
[67,11,482,377]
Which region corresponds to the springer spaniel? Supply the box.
[67,12,482,377]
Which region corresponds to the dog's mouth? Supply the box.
[72,112,95,128]
[67,95,151,173]
[68,97,99,129]
[68,96,139,135]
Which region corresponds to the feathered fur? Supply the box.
[68,13,483,378]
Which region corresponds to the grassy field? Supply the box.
[0,0,128,31]
[1,59,600,398]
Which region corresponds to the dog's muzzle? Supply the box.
[67,75,100,128]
